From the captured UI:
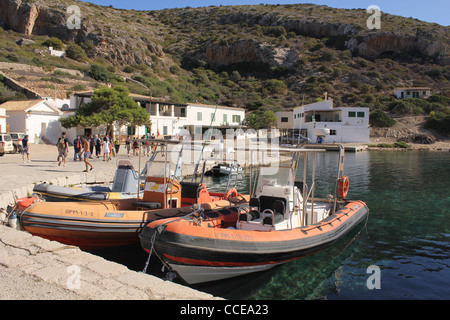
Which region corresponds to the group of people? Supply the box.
[55,132,165,172]
[56,132,93,172]
[72,134,120,163]
[125,134,162,157]
[57,133,123,172]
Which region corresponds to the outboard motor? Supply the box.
[111,160,139,193]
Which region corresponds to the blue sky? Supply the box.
[81,0,449,26]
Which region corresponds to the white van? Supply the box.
[0,133,14,156]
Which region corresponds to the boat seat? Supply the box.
[240,197,260,221]
[132,201,162,209]
[263,200,285,225]
[180,181,203,199]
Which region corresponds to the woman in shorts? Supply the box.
[81,136,93,172]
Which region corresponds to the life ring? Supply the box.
[338,176,349,199]
[225,188,238,199]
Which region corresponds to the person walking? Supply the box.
[132,139,139,156]
[81,136,93,172]
[125,136,131,157]
[57,132,69,166]
[94,135,101,158]
[22,134,30,163]
[114,137,121,155]
[109,136,115,158]
[89,135,95,158]
[73,136,82,161]
[102,136,110,161]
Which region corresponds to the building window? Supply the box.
[180,108,186,116]
[281,117,289,123]
[127,126,136,136]
[163,126,168,135]
[330,129,337,135]
[232,115,241,123]
[357,112,365,118]
[223,114,227,123]
[348,111,356,117]
[197,112,202,121]
[294,114,296,119]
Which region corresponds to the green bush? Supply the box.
[369,110,397,127]
[263,79,287,94]
[42,37,64,50]
[424,111,450,135]
[394,141,409,148]
[89,65,111,82]
[65,44,86,61]
[388,100,414,115]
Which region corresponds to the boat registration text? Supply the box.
[214,231,255,241]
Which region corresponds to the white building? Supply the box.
[275,110,293,131]
[0,108,7,133]
[48,46,66,58]
[394,87,432,99]
[276,99,370,143]
[71,92,246,139]
[147,101,245,138]
[0,98,69,144]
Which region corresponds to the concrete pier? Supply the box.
[0,143,220,300]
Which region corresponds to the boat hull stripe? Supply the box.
[140,205,368,267]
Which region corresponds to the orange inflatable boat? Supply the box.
[12,175,247,250]
[140,146,370,284]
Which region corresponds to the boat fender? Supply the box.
[339,176,350,199]
[225,188,238,199]
[8,211,18,229]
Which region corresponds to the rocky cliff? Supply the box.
[0,0,164,66]
[1,1,447,69]
[0,1,448,110]
[205,39,297,69]
[211,9,448,66]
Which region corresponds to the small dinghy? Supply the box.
[33,160,141,202]
[140,145,369,284]
[206,163,243,177]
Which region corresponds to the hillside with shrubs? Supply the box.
[0,1,448,138]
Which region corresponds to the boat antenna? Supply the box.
[191,101,219,181]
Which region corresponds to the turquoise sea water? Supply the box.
[91,151,450,300]
[196,151,450,300]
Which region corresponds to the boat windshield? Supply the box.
[256,166,294,190]
[144,161,175,179]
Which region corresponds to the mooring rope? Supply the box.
[141,206,204,274]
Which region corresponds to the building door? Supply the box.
[41,122,47,141]
[84,128,92,138]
